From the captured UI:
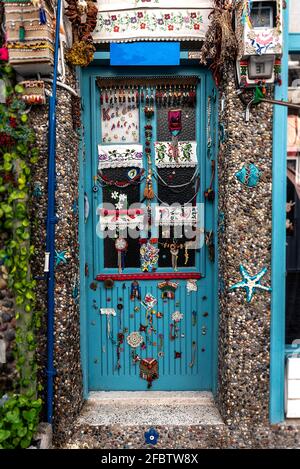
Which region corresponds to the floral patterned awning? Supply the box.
[93,0,213,43]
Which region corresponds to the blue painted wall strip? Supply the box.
[269,0,289,424]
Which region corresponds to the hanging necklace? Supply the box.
[153,167,199,189]
[97,170,145,188]
[154,185,200,206]
[155,174,200,194]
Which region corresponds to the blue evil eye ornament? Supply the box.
[144,428,159,445]
[235,163,261,187]
[127,167,140,180]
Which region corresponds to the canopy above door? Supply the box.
[92,0,213,43]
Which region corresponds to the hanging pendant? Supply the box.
[39,3,47,25]
[19,24,25,42]
[170,245,179,272]
[115,238,128,273]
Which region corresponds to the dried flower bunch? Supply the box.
[65,0,98,66]
[200,0,239,85]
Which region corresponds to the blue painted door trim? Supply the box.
[79,63,219,395]
[270,1,289,424]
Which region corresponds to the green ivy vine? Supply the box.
[0,64,42,449]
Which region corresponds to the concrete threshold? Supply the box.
[78,391,224,427]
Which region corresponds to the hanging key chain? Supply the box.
[170,244,179,272]
[189,341,197,368]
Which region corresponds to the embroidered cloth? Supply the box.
[155,141,197,168]
[93,0,213,43]
[98,144,143,169]
[96,207,146,231]
[154,205,198,226]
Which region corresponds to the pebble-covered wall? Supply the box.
[217,67,273,427]
[28,70,84,442]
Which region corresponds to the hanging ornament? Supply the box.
[143,123,154,200]
[139,358,159,389]
[158,281,178,300]
[192,310,197,326]
[189,341,197,368]
[115,238,128,273]
[100,308,116,339]
[140,241,159,272]
[158,334,164,358]
[116,332,124,370]
[39,1,47,24]
[130,281,141,301]
[168,109,182,162]
[235,163,261,188]
[172,310,183,323]
[143,293,157,310]
[187,279,198,293]
[127,331,144,349]
[170,244,179,271]
[174,351,182,359]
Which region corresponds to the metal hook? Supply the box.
[245,97,254,122]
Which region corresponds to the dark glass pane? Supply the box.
[157,167,199,268]
[286,54,300,343]
[101,167,141,269]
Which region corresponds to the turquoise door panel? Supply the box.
[81,66,218,391]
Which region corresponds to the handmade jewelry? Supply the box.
[175,352,182,359]
[97,169,145,188]
[116,332,124,370]
[158,281,178,300]
[130,281,141,301]
[192,310,197,327]
[170,244,179,271]
[100,308,116,339]
[172,310,183,323]
[115,237,128,273]
[158,334,164,358]
[187,279,198,293]
[127,331,144,349]
[168,109,182,162]
[143,123,154,200]
[189,341,197,368]
[140,241,159,272]
[139,358,158,389]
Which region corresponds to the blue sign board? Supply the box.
[110,42,180,66]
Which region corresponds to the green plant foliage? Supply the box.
[0,394,42,449]
[0,64,42,448]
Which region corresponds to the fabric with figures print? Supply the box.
[155,141,197,168]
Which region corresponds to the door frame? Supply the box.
[78,59,219,398]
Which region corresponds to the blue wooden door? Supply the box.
[81,66,217,391]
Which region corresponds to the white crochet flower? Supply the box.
[111,191,119,200]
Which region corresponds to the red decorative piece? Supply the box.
[96,273,202,281]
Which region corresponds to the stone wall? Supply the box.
[29,70,83,441]
[217,67,273,428]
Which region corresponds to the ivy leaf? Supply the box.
[0,430,11,443]
[22,409,37,423]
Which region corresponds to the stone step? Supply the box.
[77,391,224,427]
